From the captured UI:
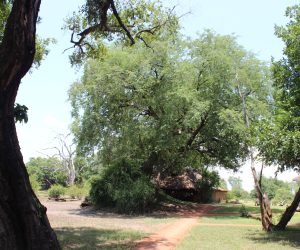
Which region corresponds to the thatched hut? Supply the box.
[157,169,228,202]
[156,169,202,201]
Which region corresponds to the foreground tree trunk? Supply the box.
[0,0,60,249]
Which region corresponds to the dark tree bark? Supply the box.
[0,0,60,249]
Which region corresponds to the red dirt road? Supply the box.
[133,204,215,250]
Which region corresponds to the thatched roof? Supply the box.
[157,169,202,190]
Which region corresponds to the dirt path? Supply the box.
[133,204,215,250]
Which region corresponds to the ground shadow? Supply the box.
[247,227,300,249]
[68,202,204,219]
[55,227,144,250]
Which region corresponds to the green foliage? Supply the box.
[48,184,66,199]
[73,155,103,183]
[113,176,156,214]
[0,1,10,41]
[70,31,270,177]
[250,176,294,204]
[33,37,56,69]
[257,4,300,171]
[197,169,220,202]
[273,188,294,206]
[65,185,88,199]
[29,174,41,192]
[228,176,249,200]
[228,176,243,190]
[64,0,179,67]
[239,205,249,217]
[14,103,28,124]
[219,178,228,190]
[89,159,156,214]
[26,157,68,189]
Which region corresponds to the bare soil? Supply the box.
[133,204,215,250]
[44,199,170,234]
[43,199,216,250]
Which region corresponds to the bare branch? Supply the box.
[110,0,135,45]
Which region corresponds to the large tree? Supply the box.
[0,0,170,249]
[69,31,270,179]
[255,3,300,231]
[0,0,61,248]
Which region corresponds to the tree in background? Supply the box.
[69,30,271,212]
[219,178,228,190]
[48,134,77,186]
[250,176,294,205]
[26,157,67,189]
[255,3,300,230]
[228,176,249,200]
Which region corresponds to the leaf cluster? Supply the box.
[64,0,179,67]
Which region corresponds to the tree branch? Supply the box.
[186,112,209,148]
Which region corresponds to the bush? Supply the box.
[66,185,88,199]
[239,205,249,217]
[89,175,114,207]
[48,184,65,199]
[29,174,41,192]
[89,159,157,214]
[113,176,156,214]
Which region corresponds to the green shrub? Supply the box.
[66,185,88,199]
[239,205,249,217]
[89,175,114,207]
[89,159,157,214]
[113,176,156,214]
[29,174,41,192]
[48,184,65,199]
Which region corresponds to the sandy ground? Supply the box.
[44,199,172,234]
[43,199,216,250]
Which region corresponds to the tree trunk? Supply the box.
[250,155,275,231]
[275,187,300,230]
[0,0,60,249]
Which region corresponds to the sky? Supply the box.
[16,0,300,191]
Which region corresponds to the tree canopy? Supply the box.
[256,4,300,172]
[64,0,179,66]
[69,31,271,177]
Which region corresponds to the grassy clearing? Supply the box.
[211,203,284,214]
[288,213,300,225]
[176,224,300,250]
[177,203,300,250]
[55,227,145,250]
[199,216,261,225]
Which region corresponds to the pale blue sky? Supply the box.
[16,0,300,190]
